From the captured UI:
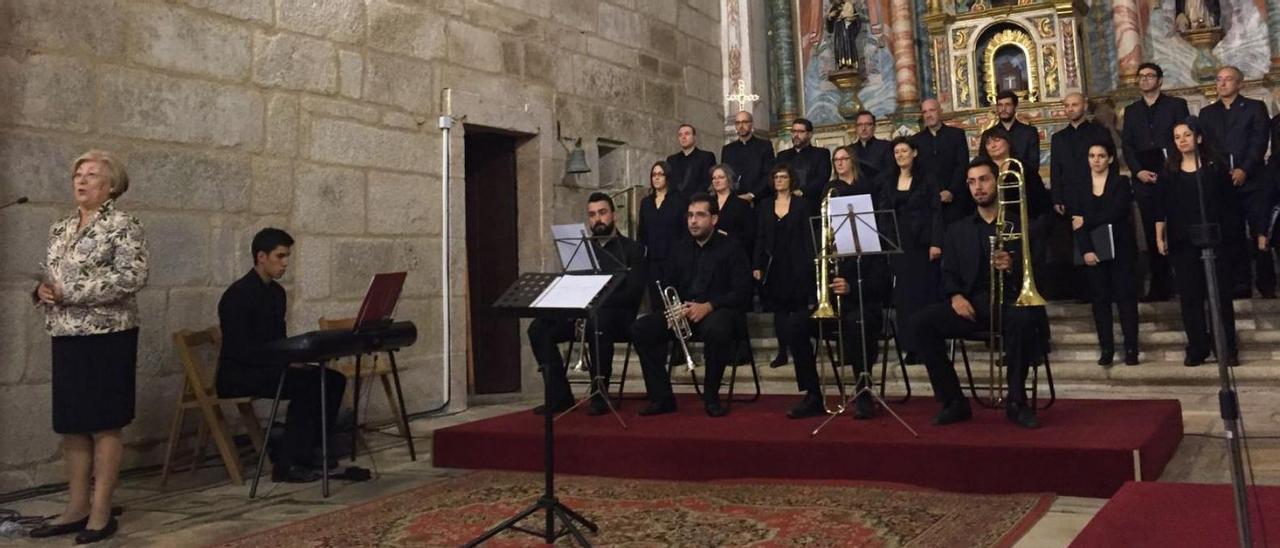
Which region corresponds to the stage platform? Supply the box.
[433,395,1183,498]
[1071,481,1280,547]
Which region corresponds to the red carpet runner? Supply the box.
[433,395,1183,498]
[1072,481,1280,547]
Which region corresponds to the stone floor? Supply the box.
[2,380,1278,547]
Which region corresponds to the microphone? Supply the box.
[0,196,29,211]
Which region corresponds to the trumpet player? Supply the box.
[631,193,754,417]
[911,159,1044,429]
[526,193,646,415]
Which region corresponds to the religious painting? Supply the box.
[795,0,899,124]
[974,25,1039,106]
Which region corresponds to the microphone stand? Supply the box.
[1189,148,1253,546]
[0,196,29,211]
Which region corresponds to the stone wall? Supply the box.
[0,0,722,494]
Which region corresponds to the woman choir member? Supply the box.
[1073,142,1140,366]
[753,165,814,369]
[1155,119,1238,367]
[710,163,756,252]
[637,161,688,307]
[877,137,941,363]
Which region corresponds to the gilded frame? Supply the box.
[982,28,1040,105]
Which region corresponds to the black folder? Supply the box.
[1073,224,1116,265]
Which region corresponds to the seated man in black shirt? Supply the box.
[911,159,1044,429]
[631,192,754,417]
[216,228,346,483]
[526,192,646,415]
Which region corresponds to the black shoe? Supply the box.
[1006,402,1040,429]
[1139,291,1170,303]
[1097,351,1114,367]
[587,398,610,416]
[853,393,874,420]
[1184,351,1208,367]
[903,352,922,365]
[638,398,676,416]
[272,465,322,483]
[1124,350,1140,366]
[29,516,88,538]
[1231,287,1252,300]
[74,517,117,545]
[704,401,729,418]
[932,399,972,425]
[786,393,824,419]
[769,353,789,368]
[532,400,573,415]
[1225,352,1240,367]
[1261,289,1277,299]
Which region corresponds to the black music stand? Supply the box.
[809,201,918,438]
[552,229,630,428]
[466,272,622,547]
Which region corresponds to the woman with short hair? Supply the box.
[29,150,148,544]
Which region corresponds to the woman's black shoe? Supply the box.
[1124,350,1140,366]
[769,353,789,368]
[74,517,117,545]
[29,516,88,538]
[1097,352,1114,366]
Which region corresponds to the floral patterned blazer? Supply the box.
[38,200,149,337]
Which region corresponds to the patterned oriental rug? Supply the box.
[216,471,1053,547]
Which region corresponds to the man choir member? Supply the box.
[526,193,646,415]
[994,90,1042,175]
[216,228,346,483]
[631,193,754,418]
[721,110,776,203]
[1197,66,1273,299]
[851,110,894,181]
[776,117,833,200]
[666,124,718,200]
[912,159,1044,429]
[1121,62,1188,302]
[1051,92,1114,215]
[913,98,972,224]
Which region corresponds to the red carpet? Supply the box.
[1072,481,1280,547]
[433,394,1183,498]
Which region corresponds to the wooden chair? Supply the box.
[319,317,415,460]
[160,328,265,487]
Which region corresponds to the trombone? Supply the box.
[987,158,1047,406]
[812,187,847,415]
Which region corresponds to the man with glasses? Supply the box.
[851,110,893,181]
[776,117,833,200]
[721,110,776,203]
[1121,62,1189,302]
[1198,65,1272,299]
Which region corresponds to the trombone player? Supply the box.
[911,159,1044,429]
[631,193,754,417]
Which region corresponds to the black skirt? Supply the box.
[51,328,138,434]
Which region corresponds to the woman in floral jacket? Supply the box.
[29,150,148,544]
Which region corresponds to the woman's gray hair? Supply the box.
[72,150,129,198]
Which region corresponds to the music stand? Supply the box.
[551,227,629,428]
[469,271,622,547]
[809,198,919,438]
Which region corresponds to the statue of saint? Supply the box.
[827,0,862,71]
[1175,0,1220,30]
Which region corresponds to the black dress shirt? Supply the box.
[1121,93,1190,177]
[1003,119,1042,174]
[1050,120,1115,212]
[218,269,286,372]
[721,136,776,198]
[667,231,753,312]
[1157,160,1234,245]
[1198,95,1270,186]
[637,192,688,262]
[776,144,833,199]
[852,137,894,181]
[940,211,1020,302]
[912,124,973,223]
[1074,173,1138,257]
[592,233,647,313]
[666,147,717,200]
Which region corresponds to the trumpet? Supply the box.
[987,157,1047,406]
[812,187,847,415]
[570,319,588,372]
[657,282,698,372]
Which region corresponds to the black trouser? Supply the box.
[1085,254,1139,353]
[527,309,633,406]
[630,308,747,405]
[1135,187,1172,296]
[1169,244,1238,356]
[911,298,1038,405]
[772,311,793,358]
[791,305,883,393]
[1225,183,1275,294]
[217,365,346,469]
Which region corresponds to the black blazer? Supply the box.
[667,231,754,312]
[852,137,894,180]
[1073,173,1137,257]
[940,212,1022,301]
[1121,93,1189,180]
[1157,159,1235,245]
[777,145,833,200]
[636,192,688,262]
[715,192,756,249]
[721,136,776,198]
[1198,95,1270,185]
[594,234,648,313]
[876,167,941,252]
[752,194,815,283]
[912,124,973,223]
[1050,120,1114,212]
[666,148,717,199]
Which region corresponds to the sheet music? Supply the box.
[531,274,612,309]
[552,223,598,272]
[829,194,881,254]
